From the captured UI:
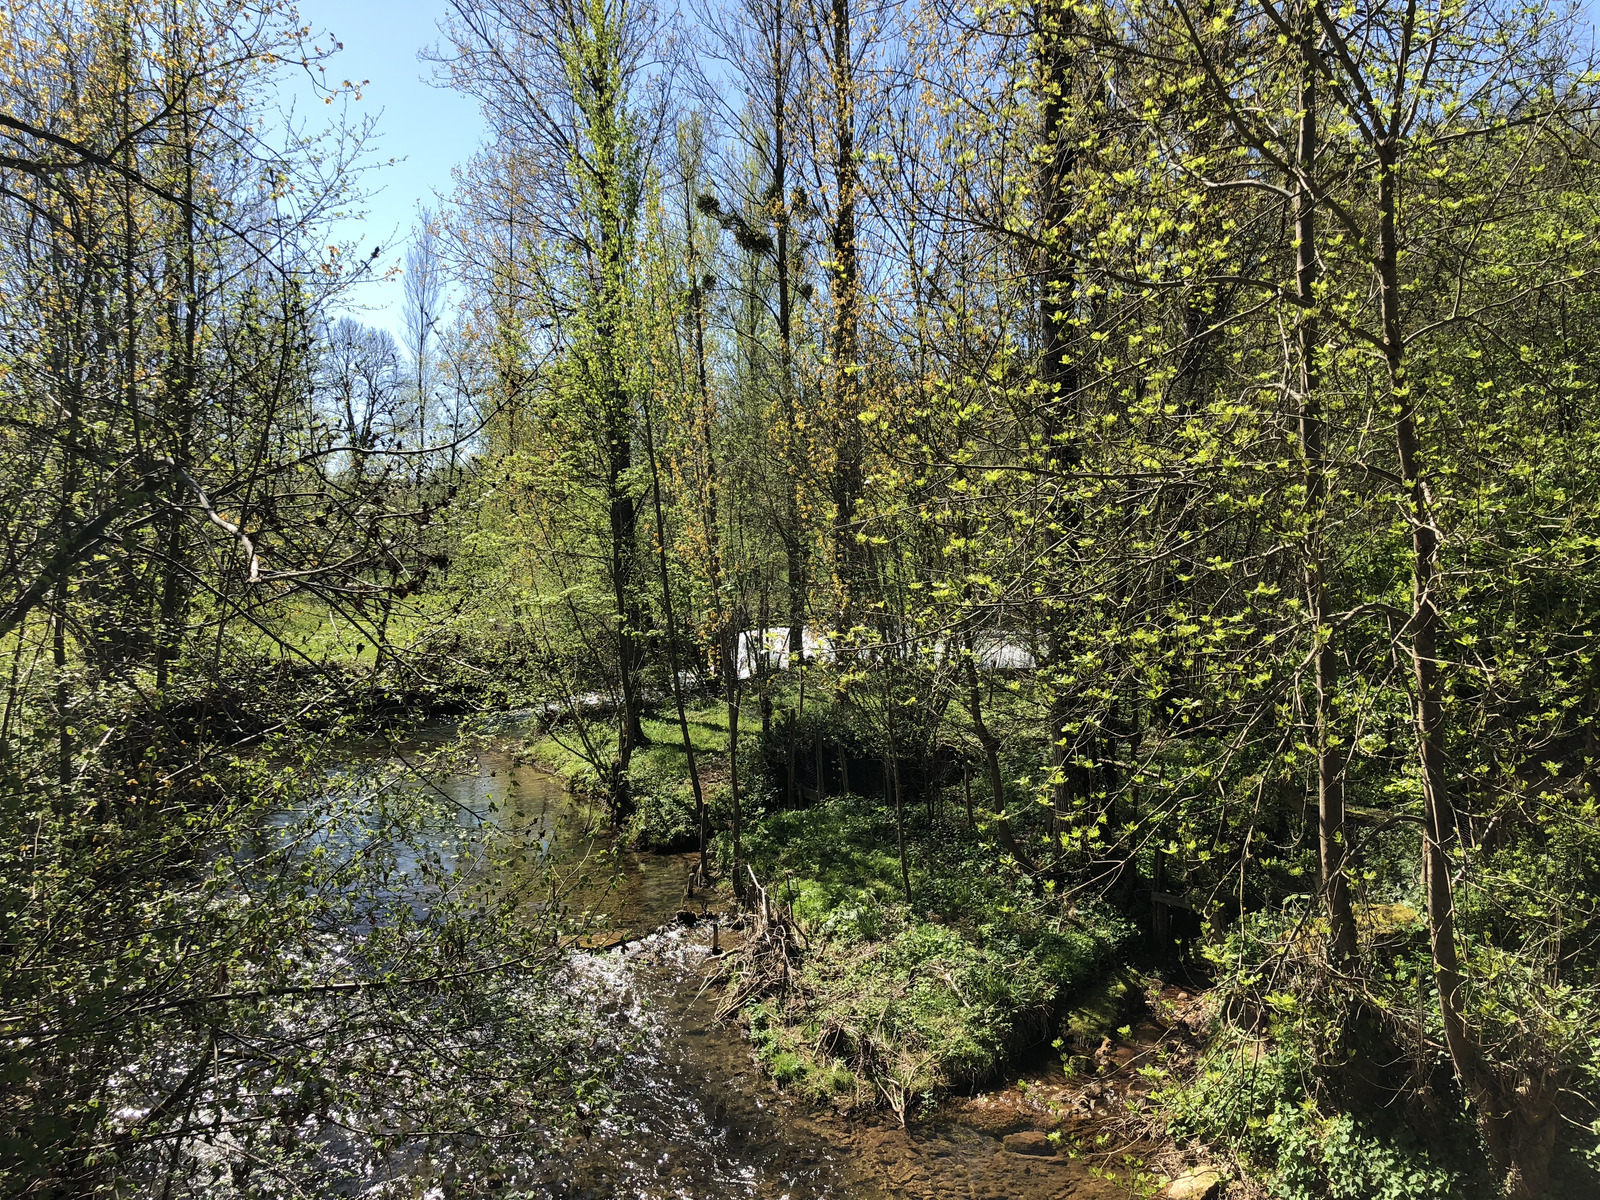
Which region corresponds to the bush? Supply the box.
[1160,1032,1462,1200]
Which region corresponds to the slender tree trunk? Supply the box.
[1376,139,1553,1198]
[595,100,645,821]
[767,0,807,673]
[1294,11,1356,964]
[757,585,774,743]
[608,424,644,823]
[53,582,70,796]
[824,0,863,623]
[155,100,199,696]
[963,655,1036,870]
[643,402,709,883]
[679,124,727,691]
[882,673,910,902]
[1034,0,1081,858]
[890,751,909,902]
[786,667,805,807]
[727,664,743,883]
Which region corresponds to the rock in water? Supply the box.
[1165,1166,1223,1199]
[1000,1131,1056,1157]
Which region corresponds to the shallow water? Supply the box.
[416,743,853,1198]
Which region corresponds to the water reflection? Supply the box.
[311,728,859,1198]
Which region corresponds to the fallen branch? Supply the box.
[709,866,806,1021]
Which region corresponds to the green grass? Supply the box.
[639,701,734,755]
[743,800,909,921]
[529,732,595,782]
[733,799,1131,1114]
[233,598,446,666]
[528,700,735,850]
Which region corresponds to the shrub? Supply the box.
[1160,1032,1461,1200]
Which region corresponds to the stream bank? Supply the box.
[447,732,1170,1200]
[530,916,1150,1200]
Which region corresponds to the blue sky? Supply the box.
[293,0,1600,342]
[296,0,483,340]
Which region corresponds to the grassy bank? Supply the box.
[737,798,1133,1117]
[525,704,734,851]
[525,696,1135,1120]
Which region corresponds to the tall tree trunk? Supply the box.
[1034,0,1081,856]
[597,104,645,822]
[155,88,199,695]
[679,119,726,690]
[1376,139,1554,1199]
[643,400,709,884]
[768,0,807,669]
[824,0,863,625]
[757,584,774,744]
[53,580,70,797]
[607,371,645,824]
[727,660,743,885]
[882,667,910,902]
[1294,10,1356,964]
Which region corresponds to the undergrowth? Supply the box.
[732,798,1131,1118]
[1158,1031,1465,1200]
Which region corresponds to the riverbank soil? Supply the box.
[757,974,1219,1200]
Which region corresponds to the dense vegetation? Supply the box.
[5,0,1600,1195]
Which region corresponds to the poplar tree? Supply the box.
[441,0,657,820]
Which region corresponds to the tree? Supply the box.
[440,0,658,820]
[0,2,594,1193]
[404,206,447,477]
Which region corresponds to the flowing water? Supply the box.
[397,730,1134,1200]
